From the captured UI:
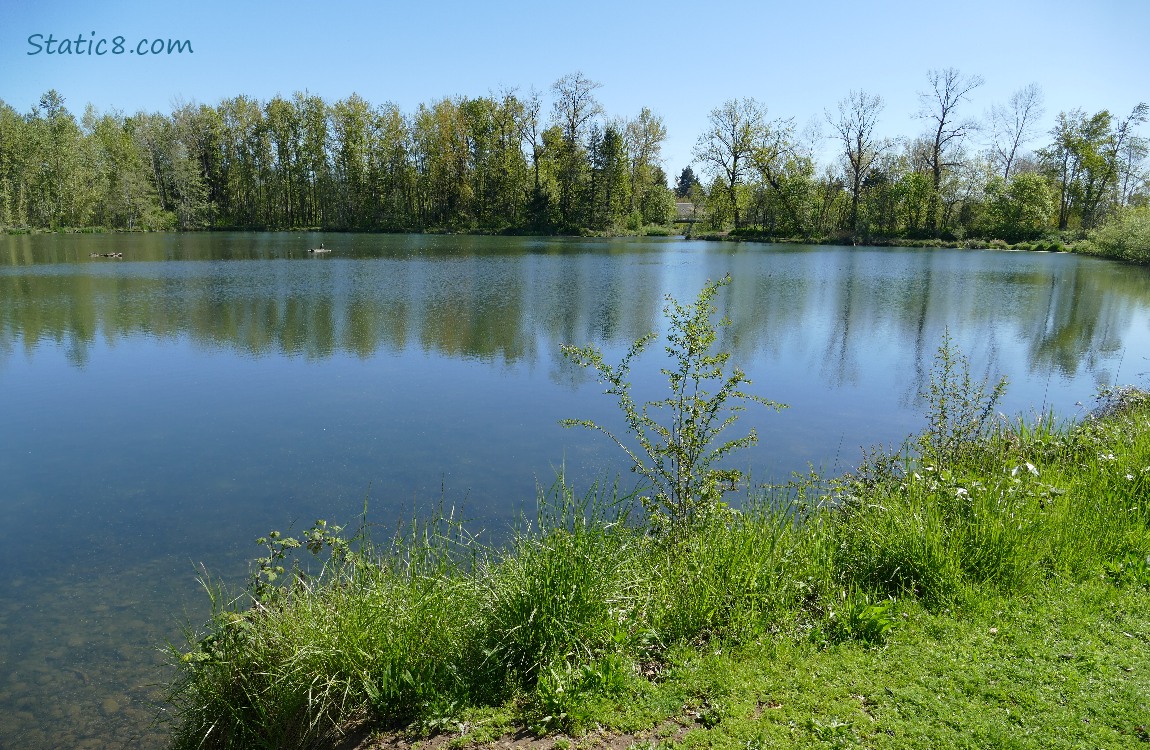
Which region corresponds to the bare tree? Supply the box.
[515,87,544,192]
[1117,127,1149,205]
[550,72,603,146]
[989,83,1044,180]
[917,67,984,233]
[827,90,890,234]
[1111,103,1149,208]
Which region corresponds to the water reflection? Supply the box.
[3,238,1146,390]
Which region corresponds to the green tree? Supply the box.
[412,98,472,228]
[489,90,532,228]
[294,93,332,227]
[748,119,812,236]
[674,166,700,199]
[132,110,208,229]
[171,102,225,227]
[859,153,905,236]
[693,98,768,230]
[330,93,376,229]
[0,100,33,226]
[1044,102,1150,230]
[26,90,95,227]
[587,123,630,230]
[84,108,164,229]
[264,95,302,227]
[551,72,603,228]
[983,172,1054,241]
[216,95,271,227]
[624,107,667,221]
[370,102,414,229]
[641,165,675,225]
[1042,109,1114,231]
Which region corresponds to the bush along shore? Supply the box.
[164,279,1150,750]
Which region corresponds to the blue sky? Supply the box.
[4,0,1148,177]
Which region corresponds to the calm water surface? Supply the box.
[1,233,1148,748]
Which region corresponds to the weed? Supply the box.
[805,717,856,746]
[1104,553,1150,588]
[415,696,464,737]
[695,697,724,728]
[528,653,635,734]
[825,589,898,647]
[251,529,303,602]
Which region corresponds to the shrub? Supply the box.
[561,274,784,532]
[1088,206,1150,262]
[916,329,1008,470]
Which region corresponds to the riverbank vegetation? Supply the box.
[164,280,1150,749]
[1,71,1147,260]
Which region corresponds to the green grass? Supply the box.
[164,387,1150,749]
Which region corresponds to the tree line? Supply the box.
[689,69,1148,243]
[0,68,1146,242]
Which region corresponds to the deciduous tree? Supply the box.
[988,83,1044,180]
[550,72,603,227]
[693,98,767,230]
[916,68,984,234]
[624,107,667,219]
[827,90,890,234]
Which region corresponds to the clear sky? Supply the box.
[3,0,1148,179]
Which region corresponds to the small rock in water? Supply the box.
[100,696,121,716]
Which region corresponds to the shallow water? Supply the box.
[1,233,1148,748]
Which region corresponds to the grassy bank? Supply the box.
[163,282,1149,748]
[163,380,1150,749]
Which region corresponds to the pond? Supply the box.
[1,232,1148,749]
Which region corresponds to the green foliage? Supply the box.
[983,172,1055,242]
[1086,206,1150,262]
[916,328,1008,469]
[250,529,303,601]
[561,274,784,531]
[250,520,351,602]
[1040,104,1148,231]
[4,86,1145,240]
[1104,553,1150,588]
[823,589,898,647]
[805,716,857,746]
[527,652,635,734]
[648,501,802,643]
